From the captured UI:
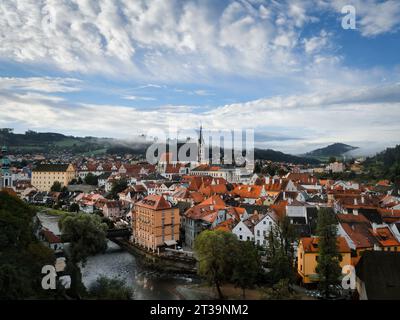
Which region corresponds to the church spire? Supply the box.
[197,124,206,164]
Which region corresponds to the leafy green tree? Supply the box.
[109,179,128,199]
[0,264,32,299]
[84,173,98,186]
[0,192,56,299]
[69,203,80,213]
[194,230,237,299]
[262,279,298,300]
[329,156,337,163]
[59,213,108,297]
[231,241,261,298]
[59,213,108,263]
[316,208,342,298]
[50,181,62,192]
[89,276,133,300]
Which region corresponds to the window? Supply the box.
[239,235,243,240]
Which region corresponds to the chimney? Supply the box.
[361,195,365,204]
[354,198,358,205]
[283,191,286,200]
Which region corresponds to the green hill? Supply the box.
[304,143,358,160]
[363,144,400,182]
[254,148,320,164]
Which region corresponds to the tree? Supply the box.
[50,181,62,192]
[109,179,128,199]
[194,230,237,299]
[262,279,298,300]
[254,161,262,174]
[59,213,108,264]
[59,213,108,297]
[316,208,342,298]
[89,276,133,300]
[84,173,98,186]
[69,203,80,213]
[329,156,337,163]
[0,192,56,299]
[231,241,261,298]
[266,216,297,284]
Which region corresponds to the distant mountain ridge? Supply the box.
[254,148,320,165]
[0,128,319,164]
[305,143,358,158]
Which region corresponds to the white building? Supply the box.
[233,212,278,247]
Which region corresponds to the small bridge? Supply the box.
[106,228,132,239]
[60,228,132,242]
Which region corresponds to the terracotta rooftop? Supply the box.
[300,236,350,253]
[136,195,172,210]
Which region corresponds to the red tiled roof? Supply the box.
[41,229,61,244]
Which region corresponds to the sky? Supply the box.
[0,0,399,154]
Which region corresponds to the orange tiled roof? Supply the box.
[136,195,172,210]
[301,236,350,253]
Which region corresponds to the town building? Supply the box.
[133,195,180,252]
[297,236,351,284]
[31,163,76,191]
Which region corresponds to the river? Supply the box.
[37,212,197,299]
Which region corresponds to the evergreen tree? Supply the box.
[266,216,297,284]
[316,208,342,298]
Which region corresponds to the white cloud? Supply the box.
[0,0,322,79]
[0,77,81,93]
[1,81,399,153]
[328,0,400,37]
[122,95,157,101]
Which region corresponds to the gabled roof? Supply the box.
[337,214,376,249]
[199,195,226,207]
[136,195,172,210]
[300,236,350,253]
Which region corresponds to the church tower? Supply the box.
[0,145,12,189]
[197,125,208,165]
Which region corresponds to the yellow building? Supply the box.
[133,195,180,252]
[297,237,352,284]
[32,164,76,191]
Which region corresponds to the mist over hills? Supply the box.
[1,128,322,164]
[303,143,359,160]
